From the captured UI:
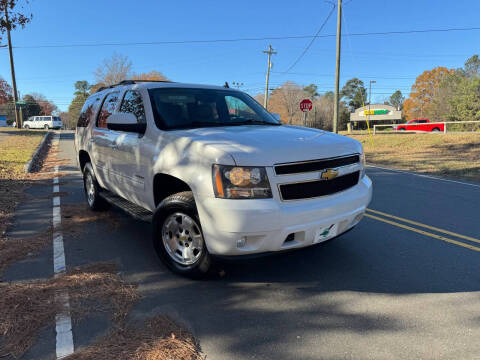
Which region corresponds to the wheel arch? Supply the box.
[153,173,193,207]
[78,150,91,172]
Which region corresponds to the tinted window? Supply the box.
[148,88,280,130]
[418,120,428,123]
[77,96,101,128]
[97,92,119,128]
[119,90,146,124]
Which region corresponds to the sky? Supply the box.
[1,0,480,111]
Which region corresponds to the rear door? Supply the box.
[109,89,148,206]
[90,91,120,189]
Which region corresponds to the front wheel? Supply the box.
[44,124,49,129]
[24,125,29,129]
[152,191,212,279]
[82,162,110,211]
[432,127,440,132]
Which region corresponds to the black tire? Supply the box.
[152,191,212,279]
[432,127,440,132]
[399,128,406,131]
[44,124,49,130]
[82,162,110,211]
[24,125,29,129]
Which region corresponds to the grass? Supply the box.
[0,129,47,178]
[0,129,48,237]
[347,133,480,182]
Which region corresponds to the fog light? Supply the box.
[236,237,247,248]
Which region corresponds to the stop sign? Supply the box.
[300,99,313,112]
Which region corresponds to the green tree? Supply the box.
[388,90,405,110]
[448,76,480,122]
[68,81,90,127]
[303,84,319,99]
[22,94,41,119]
[0,0,32,41]
[74,81,91,97]
[341,78,367,110]
[464,54,480,78]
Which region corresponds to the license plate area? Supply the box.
[313,223,338,244]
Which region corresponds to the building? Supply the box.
[350,104,402,125]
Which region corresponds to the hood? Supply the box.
[171,125,362,166]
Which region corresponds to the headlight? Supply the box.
[360,150,366,178]
[213,165,272,199]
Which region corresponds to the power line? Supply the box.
[284,2,336,73]
[2,26,480,49]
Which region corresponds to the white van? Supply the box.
[24,116,63,130]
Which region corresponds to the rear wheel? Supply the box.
[24,125,29,129]
[82,162,110,211]
[152,191,212,278]
[44,124,49,130]
[432,127,440,132]
[399,128,406,131]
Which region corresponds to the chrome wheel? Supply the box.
[161,212,204,265]
[85,172,95,207]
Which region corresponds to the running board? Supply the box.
[99,191,152,222]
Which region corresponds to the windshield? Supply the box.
[148,88,281,130]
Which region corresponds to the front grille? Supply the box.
[275,155,359,175]
[279,171,360,201]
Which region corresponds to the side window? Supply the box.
[77,96,101,128]
[96,92,119,128]
[119,90,146,124]
[225,95,261,122]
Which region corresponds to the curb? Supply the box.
[24,131,53,173]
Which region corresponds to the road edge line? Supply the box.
[52,138,75,359]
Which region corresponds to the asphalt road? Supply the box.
[5,131,480,360]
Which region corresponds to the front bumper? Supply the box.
[198,175,372,256]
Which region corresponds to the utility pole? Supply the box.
[4,6,20,128]
[263,44,277,110]
[332,0,342,133]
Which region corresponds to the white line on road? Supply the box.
[367,165,480,188]
[52,140,74,359]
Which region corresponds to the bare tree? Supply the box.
[94,52,132,86]
[276,81,303,125]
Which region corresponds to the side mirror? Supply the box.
[107,113,145,133]
[271,113,281,122]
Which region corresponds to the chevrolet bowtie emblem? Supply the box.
[320,168,339,181]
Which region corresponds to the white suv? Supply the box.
[24,115,63,129]
[75,80,372,278]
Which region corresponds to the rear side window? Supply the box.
[96,92,119,128]
[77,95,102,128]
[119,90,146,124]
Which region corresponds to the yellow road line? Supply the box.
[366,208,480,245]
[364,213,480,252]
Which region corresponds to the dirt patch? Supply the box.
[0,263,138,359]
[64,315,203,360]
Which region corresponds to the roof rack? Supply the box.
[95,79,173,93]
